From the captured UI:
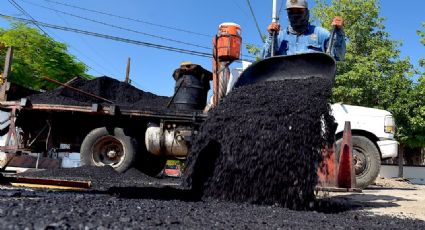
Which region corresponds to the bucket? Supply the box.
[218,22,241,36]
[173,74,209,110]
[216,22,242,61]
[172,64,211,110]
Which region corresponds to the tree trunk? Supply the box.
[398,145,404,178]
[0,47,13,101]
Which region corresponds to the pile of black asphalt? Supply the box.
[2,160,424,228]
[23,77,337,211]
[0,186,424,229]
[185,78,337,210]
[4,76,424,228]
[16,166,179,192]
[28,76,171,111]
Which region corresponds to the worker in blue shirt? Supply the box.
[262,0,346,61]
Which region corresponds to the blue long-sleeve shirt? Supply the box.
[261,25,346,61]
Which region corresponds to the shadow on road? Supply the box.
[107,185,361,214]
[328,192,416,211]
[365,186,417,191]
[106,186,199,201]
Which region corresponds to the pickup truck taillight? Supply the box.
[384,115,396,134]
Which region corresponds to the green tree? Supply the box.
[0,22,89,90]
[403,23,425,147]
[246,43,262,58]
[403,78,425,148]
[418,22,425,68]
[313,0,419,147]
[245,34,267,60]
[313,0,412,106]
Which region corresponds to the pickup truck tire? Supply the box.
[336,135,381,189]
[80,127,137,173]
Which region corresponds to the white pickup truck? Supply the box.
[332,103,398,188]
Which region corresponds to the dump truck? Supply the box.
[0,82,208,176]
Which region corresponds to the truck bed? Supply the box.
[0,98,207,155]
[0,99,207,122]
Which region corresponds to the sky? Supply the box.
[1,0,424,96]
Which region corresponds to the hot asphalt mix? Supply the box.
[1,77,425,228]
[1,180,425,229]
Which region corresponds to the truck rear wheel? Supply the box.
[336,135,381,189]
[80,127,137,173]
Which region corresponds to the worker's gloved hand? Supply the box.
[332,16,344,30]
[267,22,280,35]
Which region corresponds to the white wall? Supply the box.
[380,165,425,185]
[0,110,10,148]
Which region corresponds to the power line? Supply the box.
[42,0,262,49]
[1,14,256,63]
[0,13,254,62]
[246,0,265,43]
[23,0,211,51]
[41,0,119,76]
[279,0,286,18]
[14,0,258,59]
[7,0,105,75]
[8,0,48,35]
[44,0,212,38]
[231,0,251,19]
[0,14,213,57]
[20,0,258,59]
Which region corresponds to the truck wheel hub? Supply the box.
[353,149,367,176]
[92,136,124,167]
[107,150,117,158]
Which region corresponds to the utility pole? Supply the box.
[125,57,131,84]
[0,47,13,101]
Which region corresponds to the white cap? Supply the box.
[286,0,308,9]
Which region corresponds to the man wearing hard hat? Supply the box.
[262,0,346,61]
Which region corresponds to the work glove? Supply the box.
[332,16,344,30]
[267,22,281,35]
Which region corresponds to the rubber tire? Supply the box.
[80,127,137,173]
[335,135,381,189]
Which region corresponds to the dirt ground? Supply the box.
[327,178,425,221]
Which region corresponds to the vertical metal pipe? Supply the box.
[327,0,342,55]
[272,0,278,23]
[125,57,131,83]
[271,0,278,57]
[218,62,230,101]
[212,36,219,106]
[326,27,336,55]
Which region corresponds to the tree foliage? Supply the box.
[313,0,424,147]
[0,22,89,90]
[402,23,425,147]
[245,34,267,60]
[419,23,425,68]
